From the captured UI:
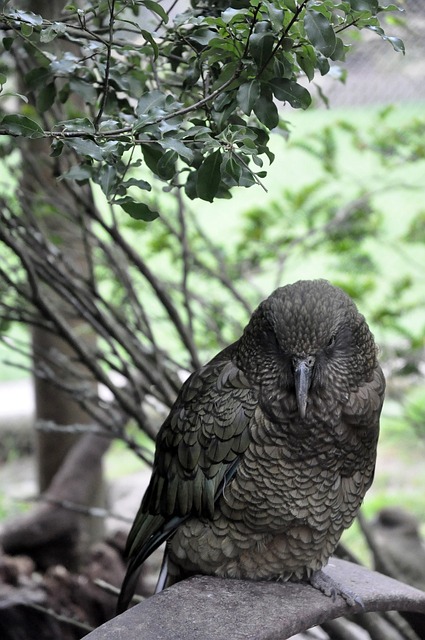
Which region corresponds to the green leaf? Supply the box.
[378,3,403,10]
[253,94,279,130]
[50,53,79,76]
[262,1,284,31]
[141,29,159,59]
[222,152,242,185]
[188,27,216,46]
[25,67,51,90]
[212,100,238,132]
[366,26,405,53]
[36,83,56,112]
[122,178,152,191]
[0,114,44,138]
[40,22,67,43]
[238,166,256,188]
[269,79,312,110]
[157,149,177,180]
[135,94,168,132]
[214,91,234,113]
[272,55,293,80]
[3,37,14,51]
[196,150,222,202]
[69,77,97,104]
[120,201,159,221]
[316,53,330,76]
[0,73,6,85]
[65,137,103,160]
[296,47,316,82]
[50,139,64,158]
[58,117,95,133]
[158,137,194,162]
[61,165,93,182]
[184,170,198,200]
[383,35,405,54]
[237,80,261,116]
[221,7,241,23]
[10,9,43,26]
[99,165,116,198]
[348,0,379,13]
[249,32,274,69]
[140,144,159,173]
[21,22,33,37]
[330,37,346,62]
[136,90,165,117]
[143,0,169,24]
[304,10,336,58]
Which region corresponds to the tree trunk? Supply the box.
[13,0,107,559]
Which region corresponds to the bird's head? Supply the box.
[238,279,378,419]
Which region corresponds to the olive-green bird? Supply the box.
[117,279,385,613]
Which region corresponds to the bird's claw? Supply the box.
[309,570,364,608]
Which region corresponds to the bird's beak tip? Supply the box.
[298,403,307,420]
[293,357,314,419]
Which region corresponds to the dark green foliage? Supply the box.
[0,0,404,211]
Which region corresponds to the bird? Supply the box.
[116,279,385,613]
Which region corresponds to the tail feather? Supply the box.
[155,550,170,594]
[116,555,143,614]
[116,514,186,615]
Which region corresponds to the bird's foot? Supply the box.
[309,569,364,608]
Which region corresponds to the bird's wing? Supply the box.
[338,364,385,507]
[117,349,256,612]
[343,364,386,429]
[144,354,256,517]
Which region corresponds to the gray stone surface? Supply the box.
[83,558,425,640]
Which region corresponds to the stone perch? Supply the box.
[83,559,425,639]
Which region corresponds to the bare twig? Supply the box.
[20,601,93,634]
[94,0,116,128]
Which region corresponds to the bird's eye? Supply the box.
[327,335,336,349]
[264,327,280,352]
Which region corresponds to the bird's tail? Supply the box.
[116,514,186,615]
[116,555,144,615]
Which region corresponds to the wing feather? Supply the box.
[343,365,385,428]
[117,347,256,613]
[140,351,256,524]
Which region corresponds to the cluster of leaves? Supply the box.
[0,0,404,216]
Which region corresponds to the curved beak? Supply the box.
[293,357,315,419]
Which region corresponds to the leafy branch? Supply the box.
[0,0,404,211]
